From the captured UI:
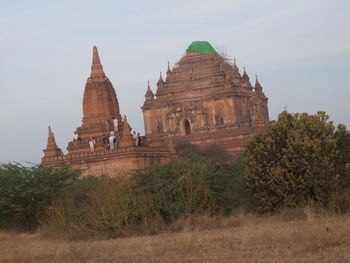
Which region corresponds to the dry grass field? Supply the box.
[1,212,350,263]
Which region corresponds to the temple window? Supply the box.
[184,119,191,135]
[215,114,224,125]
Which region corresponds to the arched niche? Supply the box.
[215,114,224,125]
[183,119,191,135]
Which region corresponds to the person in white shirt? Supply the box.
[73,131,79,146]
[132,131,138,146]
[112,117,118,131]
[109,133,116,150]
[89,137,95,153]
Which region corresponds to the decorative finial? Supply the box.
[90,45,105,79]
[242,67,251,89]
[232,58,240,76]
[157,71,164,86]
[92,46,101,65]
[242,67,249,78]
[145,81,154,100]
[254,74,263,92]
[166,62,172,76]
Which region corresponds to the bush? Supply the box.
[132,144,246,222]
[40,144,246,238]
[244,111,350,212]
[40,176,161,238]
[0,163,82,230]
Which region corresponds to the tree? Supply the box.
[0,163,82,230]
[244,111,350,212]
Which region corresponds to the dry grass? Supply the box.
[1,212,350,263]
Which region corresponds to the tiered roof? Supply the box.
[144,41,258,107]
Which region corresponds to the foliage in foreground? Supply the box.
[1,111,350,238]
[39,176,161,238]
[39,144,246,238]
[244,111,350,212]
[132,144,245,222]
[0,164,81,230]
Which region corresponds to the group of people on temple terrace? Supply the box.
[73,117,143,153]
[98,130,142,152]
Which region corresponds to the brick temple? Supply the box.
[42,41,269,176]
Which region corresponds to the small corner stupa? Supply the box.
[43,126,63,157]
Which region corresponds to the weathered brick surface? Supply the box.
[142,50,269,152]
[43,146,171,177]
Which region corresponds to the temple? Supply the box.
[42,41,269,176]
[142,41,269,152]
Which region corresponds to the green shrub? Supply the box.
[40,176,163,238]
[0,163,81,230]
[41,144,246,238]
[132,144,246,222]
[244,111,350,212]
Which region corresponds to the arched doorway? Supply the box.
[184,119,191,135]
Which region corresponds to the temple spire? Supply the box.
[255,75,262,91]
[254,75,266,98]
[232,58,241,78]
[43,125,63,157]
[233,58,238,70]
[157,71,165,91]
[90,46,106,81]
[166,62,172,75]
[47,126,58,149]
[145,81,154,101]
[157,71,164,84]
[92,46,101,64]
[242,67,253,90]
[242,67,248,80]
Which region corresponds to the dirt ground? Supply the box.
[1,214,350,263]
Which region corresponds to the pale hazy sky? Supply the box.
[0,0,349,164]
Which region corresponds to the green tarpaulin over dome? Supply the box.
[186,41,216,55]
